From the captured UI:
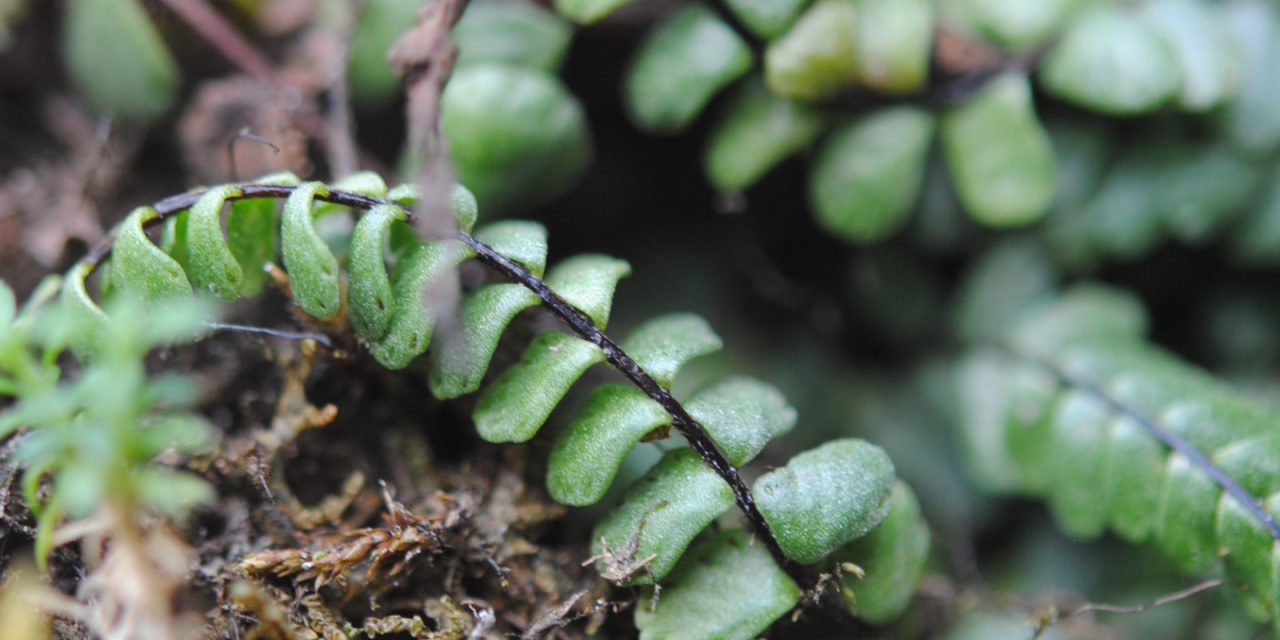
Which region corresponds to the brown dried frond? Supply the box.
[239,492,445,593]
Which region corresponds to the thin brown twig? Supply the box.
[388,0,471,163]
[157,0,275,82]
[387,0,473,386]
[388,0,472,243]
[226,128,280,183]
[1066,578,1226,617]
[320,0,364,179]
[1033,578,1228,639]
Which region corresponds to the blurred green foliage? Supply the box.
[0,281,214,567]
[62,0,178,123]
[508,0,1280,269]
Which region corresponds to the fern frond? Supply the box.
[958,284,1280,622]
[59,173,931,635]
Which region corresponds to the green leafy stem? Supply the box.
[58,173,930,635]
[75,175,800,576]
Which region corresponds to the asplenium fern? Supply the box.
[53,172,931,636]
[532,0,1280,270]
[957,283,1280,628]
